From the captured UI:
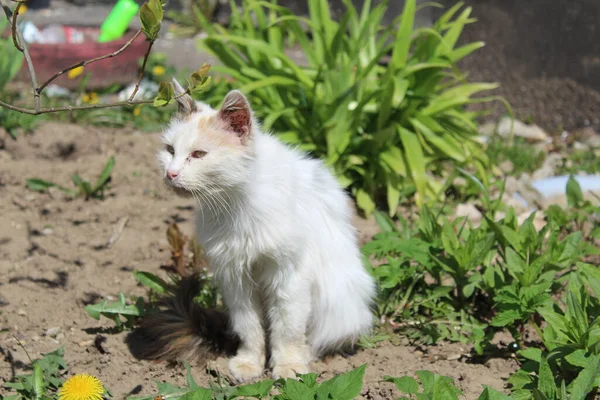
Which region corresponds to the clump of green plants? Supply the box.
[557,149,600,176]
[364,176,600,398]
[2,346,67,400]
[26,156,116,200]
[194,0,505,214]
[486,136,547,176]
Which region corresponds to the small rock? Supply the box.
[78,340,94,347]
[531,153,563,180]
[45,327,61,338]
[499,160,514,174]
[17,309,27,316]
[455,203,481,223]
[25,194,36,202]
[573,141,589,151]
[41,227,53,236]
[478,122,497,137]
[31,335,40,342]
[447,354,462,361]
[497,117,550,142]
[48,187,68,201]
[55,333,65,341]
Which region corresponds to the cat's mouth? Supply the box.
[164,179,194,198]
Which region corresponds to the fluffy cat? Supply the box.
[141,79,375,381]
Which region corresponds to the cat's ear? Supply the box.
[172,78,197,116]
[218,90,252,140]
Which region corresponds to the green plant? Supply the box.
[2,347,67,400]
[25,156,115,200]
[194,0,505,214]
[0,17,24,91]
[486,136,546,176]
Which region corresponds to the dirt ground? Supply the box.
[0,122,518,399]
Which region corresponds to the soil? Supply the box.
[0,122,518,399]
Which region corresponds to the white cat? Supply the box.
[147,79,375,381]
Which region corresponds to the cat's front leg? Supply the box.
[266,265,313,379]
[222,281,266,382]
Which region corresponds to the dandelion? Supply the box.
[58,374,104,400]
[82,92,99,104]
[152,65,166,76]
[19,4,27,14]
[68,66,84,79]
[133,106,142,116]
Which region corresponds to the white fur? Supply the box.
[158,94,375,381]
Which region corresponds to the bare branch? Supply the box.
[128,39,155,102]
[37,30,146,94]
[1,0,41,111]
[0,92,190,115]
[0,98,153,115]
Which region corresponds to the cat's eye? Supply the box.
[166,145,175,155]
[191,150,207,159]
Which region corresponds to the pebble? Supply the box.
[45,327,61,338]
[496,117,550,142]
[17,309,27,316]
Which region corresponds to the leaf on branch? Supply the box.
[154,82,175,107]
[140,0,164,41]
[188,63,212,93]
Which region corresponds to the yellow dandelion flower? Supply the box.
[89,92,99,104]
[68,66,84,79]
[133,106,141,116]
[58,374,104,400]
[19,4,27,14]
[152,65,166,76]
[82,94,90,103]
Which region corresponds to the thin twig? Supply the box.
[1,0,40,111]
[128,40,155,101]
[0,98,154,115]
[37,30,145,94]
[0,91,189,115]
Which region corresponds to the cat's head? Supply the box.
[158,78,254,197]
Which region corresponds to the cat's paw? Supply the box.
[271,363,310,379]
[228,355,264,382]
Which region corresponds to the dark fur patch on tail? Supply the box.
[126,275,239,363]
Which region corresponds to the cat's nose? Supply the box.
[166,170,179,180]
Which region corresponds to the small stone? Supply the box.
[499,160,514,174]
[55,333,65,341]
[497,117,550,142]
[42,227,53,236]
[31,335,40,342]
[447,354,462,361]
[455,203,481,223]
[45,327,61,338]
[17,309,27,316]
[25,194,36,202]
[573,141,589,151]
[78,340,94,347]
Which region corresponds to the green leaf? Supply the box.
[477,386,512,400]
[181,388,213,400]
[491,310,521,327]
[355,188,376,215]
[92,156,115,194]
[26,178,74,195]
[319,364,366,400]
[566,175,583,208]
[235,379,275,397]
[280,378,315,400]
[518,348,542,362]
[384,376,419,394]
[154,82,175,107]
[31,363,45,400]
[399,127,427,208]
[537,355,556,399]
[373,210,397,233]
[391,0,415,69]
[134,271,169,293]
[570,354,600,400]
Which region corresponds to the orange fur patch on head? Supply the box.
[195,114,243,149]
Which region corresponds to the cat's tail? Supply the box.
[125,274,239,363]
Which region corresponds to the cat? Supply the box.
[138,78,376,382]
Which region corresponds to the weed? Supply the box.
[486,136,547,176]
[26,156,115,200]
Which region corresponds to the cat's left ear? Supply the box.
[172,78,198,116]
[218,90,252,141]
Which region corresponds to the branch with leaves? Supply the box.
[0,0,211,115]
